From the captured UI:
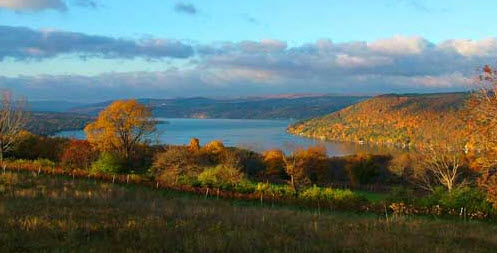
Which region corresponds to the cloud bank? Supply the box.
[0,26,194,60]
[1,26,496,100]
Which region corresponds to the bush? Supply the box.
[91,153,122,174]
[417,187,493,214]
[235,180,257,194]
[33,158,56,167]
[300,185,322,201]
[197,165,245,189]
[387,186,416,204]
[299,185,366,208]
[198,166,221,188]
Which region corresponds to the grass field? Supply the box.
[1,172,497,252]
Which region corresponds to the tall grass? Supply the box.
[1,172,497,252]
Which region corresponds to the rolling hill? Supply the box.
[288,92,471,148]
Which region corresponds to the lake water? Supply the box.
[55,118,398,157]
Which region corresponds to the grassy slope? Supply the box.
[288,92,470,147]
[1,172,497,252]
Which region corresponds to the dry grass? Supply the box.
[1,172,497,252]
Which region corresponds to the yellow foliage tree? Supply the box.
[262,149,285,179]
[84,99,156,162]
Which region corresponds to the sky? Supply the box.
[1,0,497,101]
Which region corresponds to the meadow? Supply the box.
[1,172,497,252]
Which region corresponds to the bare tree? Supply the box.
[415,145,465,192]
[0,90,28,163]
[283,149,311,194]
[411,115,468,193]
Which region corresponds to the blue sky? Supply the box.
[1,0,497,101]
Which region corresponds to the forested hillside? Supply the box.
[288,93,470,148]
[70,95,368,120]
[26,112,94,136]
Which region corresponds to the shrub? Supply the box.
[300,185,322,201]
[417,186,493,214]
[299,185,365,208]
[235,180,257,194]
[198,166,221,188]
[33,158,56,167]
[387,186,416,204]
[91,153,122,174]
[197,165,245,189]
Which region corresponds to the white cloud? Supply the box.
[368,35,430,55]
[0,26,194,60]
[438,38,497,57]
[335,54,393,68]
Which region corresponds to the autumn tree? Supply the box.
[199,140,226,164]
[84,100,156,167]
[0,90,28,163]
[468,65,497,205]
[188,137,200,152]
[262,149,286,180]
[283,145,327,193]
[152,146,199,185]
[219,149,245,186]
[468,64,497,169]
[60,139,98,170]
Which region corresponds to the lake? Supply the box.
[55,118,398,157]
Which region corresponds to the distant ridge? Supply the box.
[69,95,370,120]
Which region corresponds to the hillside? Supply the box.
[288,92,470,148]
[70,95,369,120]
[26,112,94,136]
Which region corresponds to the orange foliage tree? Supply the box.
[469,65,497,207]
[84,100,156,163]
